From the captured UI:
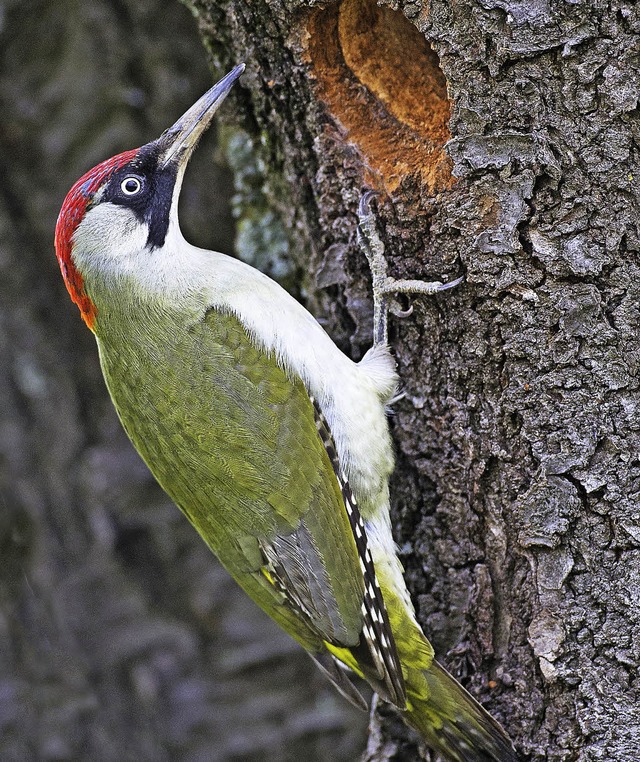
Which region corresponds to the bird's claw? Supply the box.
[357,192,463,346]
[389,299,414,319]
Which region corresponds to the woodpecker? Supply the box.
[54,65,517,761]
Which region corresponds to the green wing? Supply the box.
[100,308,365,651]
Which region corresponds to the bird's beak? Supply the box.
[158,63,245,169]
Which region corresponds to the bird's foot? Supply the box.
[357,191,463,346]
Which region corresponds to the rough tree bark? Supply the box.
[182,1,640,760]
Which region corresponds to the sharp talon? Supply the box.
[388,390,407,406]
[438,275,464,291]
[358,190,379,219]
[390,300,413,319]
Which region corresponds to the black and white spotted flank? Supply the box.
[310,396,406,708]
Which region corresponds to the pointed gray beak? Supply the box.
[158,63,245,168]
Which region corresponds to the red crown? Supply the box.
[54,148,139,329]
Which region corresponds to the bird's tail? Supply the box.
[400,657,519,762]
[365,571,518,762]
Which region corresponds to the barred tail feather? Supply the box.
[402,660,519,762]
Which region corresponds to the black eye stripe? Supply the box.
[97,142,177,249]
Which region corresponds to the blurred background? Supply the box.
[0,1,367,759]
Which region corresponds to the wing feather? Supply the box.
[101,308,404,704]
[310,397,406,707]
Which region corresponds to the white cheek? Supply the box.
[72,202,148,277]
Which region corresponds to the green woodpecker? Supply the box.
[54,65,516,761]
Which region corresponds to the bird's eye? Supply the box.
[120,176,143,196]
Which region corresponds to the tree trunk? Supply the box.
[183,1,640,760]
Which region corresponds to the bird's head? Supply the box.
[54,64,245,330]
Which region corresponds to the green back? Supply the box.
[97,307,364,651]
